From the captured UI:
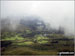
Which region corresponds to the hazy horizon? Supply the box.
[1,1,74,35]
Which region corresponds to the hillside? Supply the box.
[1,16,74,55]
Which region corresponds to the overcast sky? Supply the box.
[1,1,74,35]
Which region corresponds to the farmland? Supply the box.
[1,18,74,55]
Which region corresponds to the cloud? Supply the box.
[1,1,74,35]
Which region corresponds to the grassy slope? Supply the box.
[1,34,74,55]
[2,46,58,55]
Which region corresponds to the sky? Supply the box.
[1,1,74,35]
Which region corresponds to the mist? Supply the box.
[1,1,74,35]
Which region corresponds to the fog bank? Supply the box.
[1,1,74,35]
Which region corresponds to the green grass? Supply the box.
[34,35,49,44]
[2,46,58,55]
[13,41,34,45]
[2,35,24,41]
[1,33,74,55]
[37,36,48,40]
[38,40,48,44]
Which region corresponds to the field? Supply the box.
[1,34,74,55]
[1,18,74,55]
